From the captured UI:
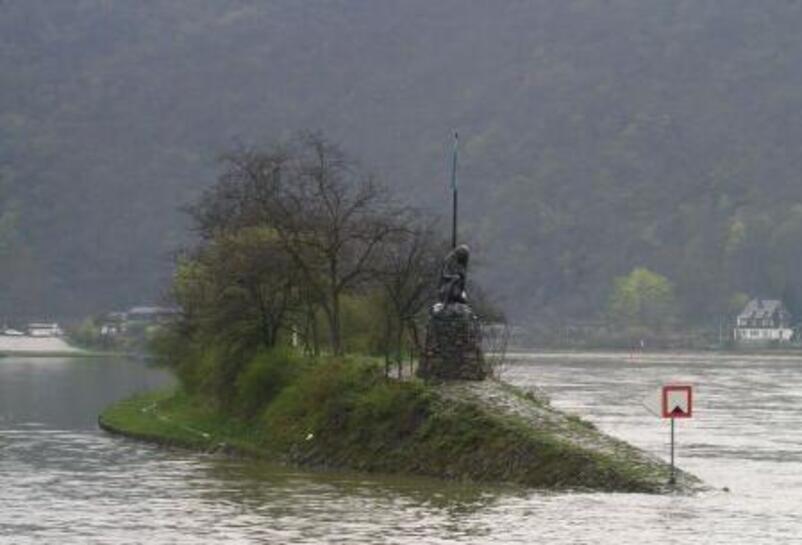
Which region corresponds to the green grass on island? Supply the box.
[100,353,700,493]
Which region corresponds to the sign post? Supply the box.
[660,384,693,485]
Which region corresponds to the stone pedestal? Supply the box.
[417,303,485,380]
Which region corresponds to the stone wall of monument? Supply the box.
[417,303,485,381]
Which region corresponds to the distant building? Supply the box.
[100,311,129,337]
[100,323,122,337]
[733,299,793,344]
[126,306,180,324]
[107,311,128,322]
[27,323,64,337]
[98,306,179,338]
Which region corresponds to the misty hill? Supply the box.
[4,1,802,325]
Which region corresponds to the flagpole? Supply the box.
[451,131,459,249]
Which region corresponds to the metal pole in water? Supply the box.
[450,131,459,249]
[669,417,676,485]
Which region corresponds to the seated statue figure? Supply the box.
[437,244,470,306]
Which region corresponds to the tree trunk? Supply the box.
[330,290,342,355]
[305,301,320,357]
[311,310,320,357]
[270,322,282,349]
[396,323,404,379]
[408,320,421,377]
[253,287,273,348]
[384,310,392,378]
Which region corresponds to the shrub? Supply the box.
[67,317,101,349]
[234,348,309,417]
[339,294,386,355]
[260,357,379,447]
[259,357,433,461]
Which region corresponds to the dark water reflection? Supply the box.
[2,353,802,543]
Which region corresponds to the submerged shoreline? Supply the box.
[0,335,120,358]
[99,370,703,494]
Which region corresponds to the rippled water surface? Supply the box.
[2,353,802,544]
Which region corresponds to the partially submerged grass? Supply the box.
[99,389,267,456]
[100,355,695,493]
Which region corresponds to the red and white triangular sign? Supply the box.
[661,385,693,419]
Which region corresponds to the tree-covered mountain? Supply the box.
[4,1,802,325]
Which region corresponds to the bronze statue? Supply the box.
[421,243,485,380]
[438,244,469,306]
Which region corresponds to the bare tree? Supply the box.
[377,223,443,376]
[183,134,414,357]
[215,228,297,348]
[268,134,406,355]
[171,227,298,351]
[188,147,286,240]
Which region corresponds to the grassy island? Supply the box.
[101,136,702,494]
[100,354,701,493]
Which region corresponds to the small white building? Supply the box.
[733,299,793,343]
[27,323,64,337]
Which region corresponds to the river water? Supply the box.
[1,352,801,544]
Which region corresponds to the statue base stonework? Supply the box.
[417,303,486,381]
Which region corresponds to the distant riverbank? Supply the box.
[0,335,128,357]
[506,349,802,364]
[0,335,85,356]
[99,357,703,494]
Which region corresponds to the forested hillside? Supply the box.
[4,1,802,325]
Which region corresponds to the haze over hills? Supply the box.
[4,0,802,325]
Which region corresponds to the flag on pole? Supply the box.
[451,131,459,191]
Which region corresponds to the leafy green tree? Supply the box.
[608,267,677,331]
[190,134,408,356]
[164,134,436,404]
[727,292,750,316]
